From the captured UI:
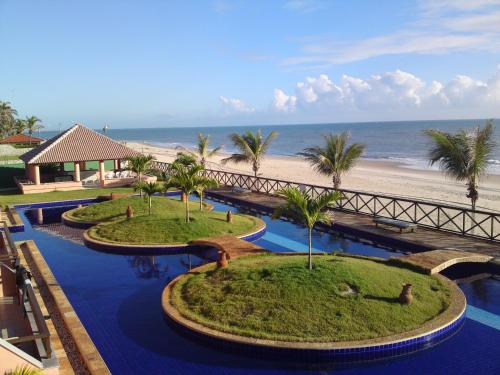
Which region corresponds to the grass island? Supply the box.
[169,254,453,343]
[66,196,264,245]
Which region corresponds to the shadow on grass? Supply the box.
[0,164,24,189]
[364,294,400,304]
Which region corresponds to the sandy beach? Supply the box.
[126,141,500,212]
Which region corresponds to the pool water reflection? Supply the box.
[12,197,500,374]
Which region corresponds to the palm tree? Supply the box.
[0,101,18,137]
[125,154,156,197]
[15,118,27,134]
[272,187,343,270]
[164,163,217,222]
[172,152,197,167]
[193,133,222,167]
[25,116,44,143]
[221,130,277,177]
[195,176,219,210]
[425,121,496,210]
[298,132,365,190]
[134,181,163,215]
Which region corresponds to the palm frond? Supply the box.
[221,153,250,165]
[298,132,364,188]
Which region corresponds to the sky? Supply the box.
[1,0,500,129]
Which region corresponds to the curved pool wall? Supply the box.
[61,191,184,229]
[11,197,500,374]
[166,312,466,363]
[82,224,267,255]
[163,264,466,363]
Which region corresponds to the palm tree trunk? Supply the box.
[199,191,203,210]
[185,198,190,223]
[139,173,143,197]
[148,196,152,215]
[308,227,313,271]
[333,174,341,190]
[253,160,259,177]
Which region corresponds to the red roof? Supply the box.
[0,134,45,144]
[20,124,140,164]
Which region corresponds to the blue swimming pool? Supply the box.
[12,197,500,374]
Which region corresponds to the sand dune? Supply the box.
[126,141,500,212]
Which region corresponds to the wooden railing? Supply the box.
[151,161,500,242]
[0,264,52,359]
[0,224,52,359]
[0,222,19,265]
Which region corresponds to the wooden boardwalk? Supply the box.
[190,234,268,259]
[206,188,500,259]
[399,249,493,274]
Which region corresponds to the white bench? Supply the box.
[374,217,417,233]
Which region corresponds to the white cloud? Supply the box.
[419,0,500,14]
[444,11,500,32]
[219,96,255,113]
[272,89,297,112]
[283,1,500,67]
[271,66,500,119]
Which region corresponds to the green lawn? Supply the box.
[0,155,21,161]
[63,160,115,171]
[81,196,263,245]
[171,254,451,342]
[0,187,135,206]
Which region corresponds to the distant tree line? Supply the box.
[0,101,44,140]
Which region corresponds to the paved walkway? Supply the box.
[190,234,268,259]
[398,249,493,274]
[206,188,500,259]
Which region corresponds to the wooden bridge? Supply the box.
[398,249,493,274]
[190,235,268,259]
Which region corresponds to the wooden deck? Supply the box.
[206,188,500,260]
[398,249,493,274]
[190,234,268,259]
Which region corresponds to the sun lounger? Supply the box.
[374,217,417,233]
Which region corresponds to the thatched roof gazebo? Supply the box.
[17,124,145,194]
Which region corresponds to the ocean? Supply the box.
[39,119,500,174]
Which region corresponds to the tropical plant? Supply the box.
[0,101,18,137]
[221,129,277,176]
[15,118,27,134]
[195,175,219,210]
[272,187,343,270]
[134,181,163,215]
[125,154,156,197]
[192,133,222,167]
[4,365,43,375]
[164,162,218,222]
[24,116,44,142]
[173,152,197,168]
[425,121,496,210]
[298,132,365,190]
